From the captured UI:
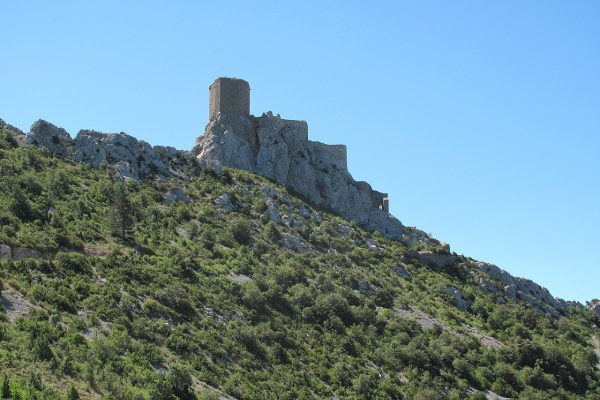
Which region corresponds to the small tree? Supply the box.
[1,375,11,399]
[168,364,194,400]
[230,219,251,245]
[66,384,80,400]
[109,182,133,240]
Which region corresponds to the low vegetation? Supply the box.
[0,128,599,399]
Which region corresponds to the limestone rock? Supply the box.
[194,111,404,240]
[365,238,382,251]
[473,262,515,287]
[334,223,354,238]
[12,247,43,260]
[280,232,310,253]
[411,250,459,269]
[28,119,72,156]
[72,130,170,179]
[402,227,440,248]
[0,244,43,260]
[476,277,498,295]
[0,244,12,260]
[215,193,235,211]
[114,161,137,180]
[263,200,282,223]
[472,261,568,314]
[195,113,257,172]
[0,118,24,134]
[365,209,404,241]
[357,281,377,293]
[394,265,411,280]
[162,190,191,205]
[442,286,472,311]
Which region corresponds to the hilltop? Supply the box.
[0,92,599,399]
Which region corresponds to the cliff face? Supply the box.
[194,111,404,240]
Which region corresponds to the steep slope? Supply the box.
[0,124,599,399]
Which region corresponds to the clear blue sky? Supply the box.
[2,1,599,303]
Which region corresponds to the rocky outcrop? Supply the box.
[471,261,574,314]
[588,301,600,317]
[18,119,195,181]
[0,244,43,260]
[411,250,459,269]
[442,286,472,311]
[72,130,171,180]
[393,265,412,280]
[0,118,24,134]
[28,120,72,156]
[0,244,11,259]
[194,111,404,240]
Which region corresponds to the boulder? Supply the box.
[394,265,412,280]
[280,232,310,253]
[442,286,472,311]
[214,193,235,211]
[28,119,72,156]
[162,190,191,205]
[0,244,12,260]
[263,200,282,223]
[0,244,43,260]
[357,281,377,293]
[12,247,42,260]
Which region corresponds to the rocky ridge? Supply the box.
[1,117,591,314]
[11,119,198,181]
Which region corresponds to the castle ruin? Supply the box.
[209,77,250,119]
[198,77,394,233]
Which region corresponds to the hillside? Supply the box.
[0,123,599,399]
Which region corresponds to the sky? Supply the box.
[1,1,599,303]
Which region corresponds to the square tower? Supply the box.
[209,77,250,119]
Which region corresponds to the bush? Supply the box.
[55,252,92,275]
[1,375,11,399]
[66,384,80,400]
[230,220,251,245]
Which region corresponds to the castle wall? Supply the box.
[370,190,389,212]
[281,119,308,141]
[309,141,347,171]
[324,144,347,171]
[209,77,250,119]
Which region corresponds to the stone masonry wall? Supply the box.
[209,77,250,119]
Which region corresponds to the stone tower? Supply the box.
[209,77,250,119]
